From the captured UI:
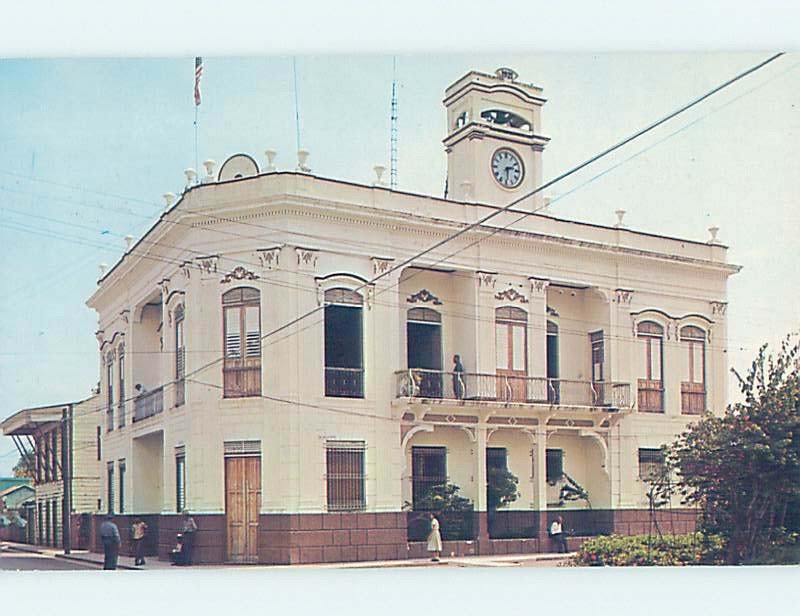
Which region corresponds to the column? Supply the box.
[528,277,549,379]
[474,426,489,550]
[533,426,548,536]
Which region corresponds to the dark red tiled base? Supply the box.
[85,508,697,565]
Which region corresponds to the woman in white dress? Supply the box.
[427,513,443,562]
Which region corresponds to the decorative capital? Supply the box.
[159,278,170,296]
[257,246,282,271]
[495,287,528,304]
[119,309,130,325]
[194,255,219,275]
[476,271,497,289]
[615,288,634,305]
[221,266,259,284]
[407,289,442,305]
[371,256,395,276]
[710,300,728,316]
[529,277,549,296]
[95,329,105,347]
[295,247,318,272]
[180,261,192,280]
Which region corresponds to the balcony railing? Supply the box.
[133,387,164,422]
[325,367,364,398]
[395,370,631,408]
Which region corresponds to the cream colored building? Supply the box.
[1,394,101,548]
[86,68,737,564]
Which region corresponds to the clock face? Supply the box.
[491,148,524,188]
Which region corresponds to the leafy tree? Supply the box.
[667,336,800,564]
[559,473,591,508]
[486,467,519,511]
[407,482,473,513]
[12,455,35,479]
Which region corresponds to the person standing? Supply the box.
[99,515,121,570]
[427,513,443,562]
[180,511,198,565]
[131,518,148,566]
[452,354,465,399]
[550,515,568,553]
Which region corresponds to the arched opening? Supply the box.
[680,325,706,414]
[324,287,364,398]
[547,320,559,403]
[636,320,664,412]
[407,307,442,398]
[495,306,528,401]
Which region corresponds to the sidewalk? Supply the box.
[3,540,573,570]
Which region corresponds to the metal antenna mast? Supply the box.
[390,56,398,190]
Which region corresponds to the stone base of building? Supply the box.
[83,509,697,565]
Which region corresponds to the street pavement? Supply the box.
[0,549,98,571]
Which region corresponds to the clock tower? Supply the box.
[443,67,549,209]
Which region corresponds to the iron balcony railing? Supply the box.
[325,367,365,398]
[395,369,631,408]
[133,386,164,422]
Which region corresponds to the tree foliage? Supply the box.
[406,482,473,513]
[12,455,35,479]
[667,336,800,564]
[486,467,519,511]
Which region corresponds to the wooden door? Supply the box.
[225,456,261,563]
[495,308,528,402]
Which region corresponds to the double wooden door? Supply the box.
[225,456,261,563]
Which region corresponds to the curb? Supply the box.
[54,553,140,570]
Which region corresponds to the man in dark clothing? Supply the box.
[99,516,121,570]
[452,354,465,399]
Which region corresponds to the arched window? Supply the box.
[407,307,443,398]
[223,287,261,398]
[680,325,706,414]
[637,321,664,412]
[175,305,186,407]
[495,307,528,402]
[324,287,364,398]
[106,351,115,431]
[117,344,126,428]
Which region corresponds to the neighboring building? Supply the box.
[86,67,738,564]
[0,395,101,548]
[0,480,35,543]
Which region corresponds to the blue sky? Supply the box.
[1,53,798,473]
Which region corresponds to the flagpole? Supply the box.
[194,104,199,177]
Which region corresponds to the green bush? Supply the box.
[573,533,725,566]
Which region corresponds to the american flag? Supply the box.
[194,57,203,106]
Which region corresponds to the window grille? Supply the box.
[118,460,126,513]
[325,441,366,512]
[223,440,262,457]
[546,449,563,484]
[411,446,447,509]
[638,448,665,481]
[175,447,186,513]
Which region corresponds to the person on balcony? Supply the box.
[427,513,443,562]
[452,355,465,399]
[549,515,568,553]
[134,384,148,397]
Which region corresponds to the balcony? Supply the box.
[395,370,631,409]
[325,367,364,398]
[133,387,164,423]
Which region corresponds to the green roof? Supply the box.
[0,477,33,493]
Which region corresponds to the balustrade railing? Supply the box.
[133,386,164,422]
[325,367,364,398]
[395,370,631,409]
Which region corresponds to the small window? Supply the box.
[325,441,366,512]
[118,460,126,514]
[118,345,126,427]
[175,305,186,407]
[637,320,665,412]
[176,449,186,513]
[638,448,665,481]
[96,426,101,461]
[106,462,115,515]
[546,449,563,484]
